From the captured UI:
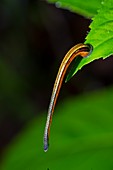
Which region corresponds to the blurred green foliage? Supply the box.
[48,0,102,18]
[1,87,113,170]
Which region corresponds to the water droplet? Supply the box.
[55,1,62,8]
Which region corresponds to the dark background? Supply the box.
[1,0,113,161]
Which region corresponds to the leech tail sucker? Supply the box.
[43,43,93,152]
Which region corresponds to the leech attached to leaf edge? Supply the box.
[44,43,93,152]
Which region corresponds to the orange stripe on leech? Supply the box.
[50,50,90,114]
[47,49,90,137]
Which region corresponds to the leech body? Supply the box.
[44,43,93,152]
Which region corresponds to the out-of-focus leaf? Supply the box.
[48,0,102,18]
[66,0,113,82]
[1,86,113,170]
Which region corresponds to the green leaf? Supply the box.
[1,87,113,170]
[66,0,113,81]
[48,0,102,18]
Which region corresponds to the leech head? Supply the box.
[44,132,49,152]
